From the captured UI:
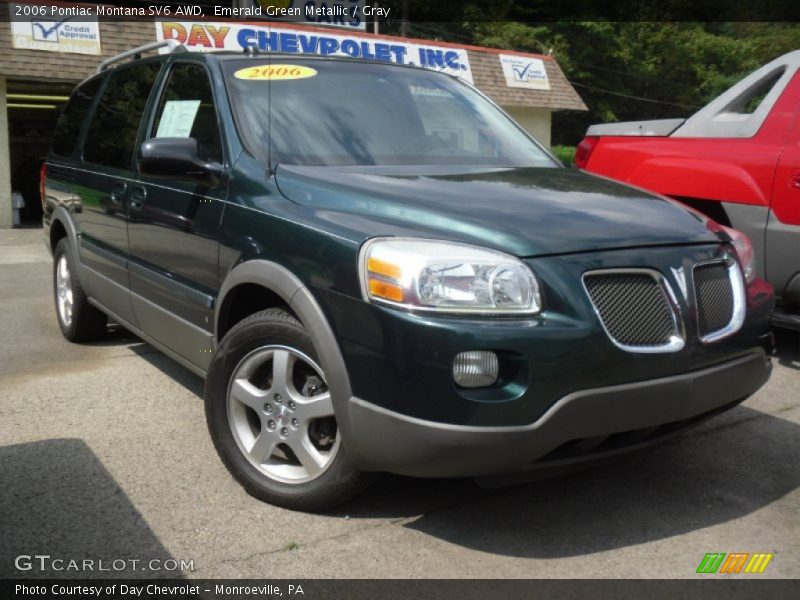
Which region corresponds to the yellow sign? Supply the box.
[234,64,318,80]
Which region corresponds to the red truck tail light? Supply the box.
[574,136,599,169]
[40,162,47,211]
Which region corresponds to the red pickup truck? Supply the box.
[577,50,800,330]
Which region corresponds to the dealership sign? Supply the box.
[499,54,550,90]
[235,0,368,30]
[156,21,473,83]
[10,2,101,55]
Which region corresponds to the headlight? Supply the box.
[359,238,542,314]
[703,217,757,285]
[721,225,756,284]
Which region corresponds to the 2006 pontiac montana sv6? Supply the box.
[43,42,774,510]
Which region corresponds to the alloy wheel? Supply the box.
[226,345,339,484]
[56,255,74,327]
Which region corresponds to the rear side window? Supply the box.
[151,63,223,163]
[52,77,101,158]
[83,62,161,170]
[727,67,786,115]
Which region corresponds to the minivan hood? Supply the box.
[274,165,718,257]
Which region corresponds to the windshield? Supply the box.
[223,59,557,168]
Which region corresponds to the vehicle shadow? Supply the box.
[338,403,799,558]
[336,328,800,556]
[93,324,205,397]
[0,438,182,579]
[89,324,798,559]
[774,328,799,371]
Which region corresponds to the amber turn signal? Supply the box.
[368,278,404,302]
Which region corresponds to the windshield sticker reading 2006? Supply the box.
[234,65,318,80]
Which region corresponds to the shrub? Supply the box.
[550,145,576,166]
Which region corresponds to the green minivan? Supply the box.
[43,42,774,510]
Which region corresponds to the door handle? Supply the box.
[129,186,147,209]
[109,182,127,204]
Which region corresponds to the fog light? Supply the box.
[453,351,499,388]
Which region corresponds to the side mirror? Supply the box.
[138,137,222,186]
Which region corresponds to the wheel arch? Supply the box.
[216,282,295,341]
[49,219,68,251]
[214,260,354,423]
[49,207,81,259]
[670,196,733,227]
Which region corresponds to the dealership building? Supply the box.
[0,1,586,228]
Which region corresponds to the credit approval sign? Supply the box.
[155,21,473,83]
[498,54,550,90]
[10,2,101,55]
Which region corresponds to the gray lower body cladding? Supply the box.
[344,350,771,478]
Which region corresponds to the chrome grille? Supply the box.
[583,271,680,351]
[694,261,736,339]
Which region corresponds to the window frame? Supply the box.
[51,74,105,160]
[143,58,228,168]
[79,57,166,173]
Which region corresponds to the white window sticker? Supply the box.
[156,100,201,138]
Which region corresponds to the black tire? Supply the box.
[53,238,108,342]
[205,307,373,511]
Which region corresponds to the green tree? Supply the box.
[377,4,800,144]
[467,21,800,143]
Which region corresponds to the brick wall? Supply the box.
[0,5,154,83]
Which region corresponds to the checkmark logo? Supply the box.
[512,63,533,81]
[31,17,72,42]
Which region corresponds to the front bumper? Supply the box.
[344,350,771,477]
[319,243,774,429]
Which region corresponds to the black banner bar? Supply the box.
[3,0,800,22]
[3,579,800,600]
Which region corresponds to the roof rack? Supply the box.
[97,40,187,73]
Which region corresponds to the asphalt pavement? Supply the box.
[1,227,798,579]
